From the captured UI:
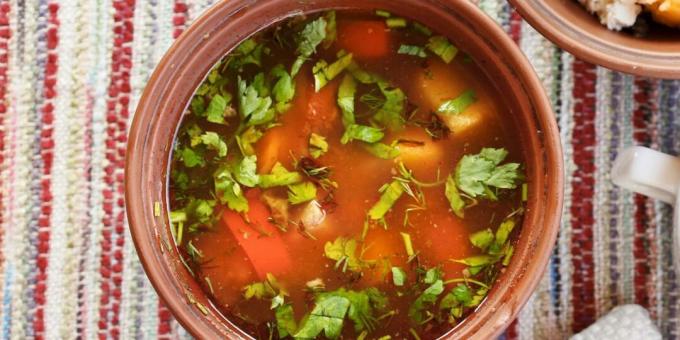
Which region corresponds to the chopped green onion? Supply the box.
[398,44,427,58]
[437,90,477,115]
[413,22,432,36]
[400,232,415,257]
[522,183,528,201]
[386,17,407,28]
[376,10,391,18]
[427,35,458,64]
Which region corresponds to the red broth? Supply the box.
[169,10,526,339]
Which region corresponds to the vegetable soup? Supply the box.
[169,9,526,340]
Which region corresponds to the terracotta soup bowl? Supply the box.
[125,0,564,338]
[510,0,680,79]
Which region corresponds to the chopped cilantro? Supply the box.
[341,124,385,144]
[199,132,227,157]
[287,182,317,205]
[439,284,474,318]
[295,288,387,338]
[243,273,281,300]
[445,174,465,218]
[363,142,400,160]
[323,11,337,48]
[275,304,297,338]
[259,163,304,188]
[398,45,427,58]
[190,96,205,116]
[437,90,477,115]
[368,181,405,221]
[214,166,249,213]
[238,74,275,127]
[180,147,205,168]
[313,53,354,92]
[309,133,329,159]
[292,17,328,76]
[231,38,266,69]
[409,278,444,324]
[338,74,357,127]
[236,126,263,156]
[243,273,289,311]
[392,267,407,287]
[297,17,327,58]
[469,229,494,251]
[293,296,349,339]
[427,35,459,64]
[373,82,406,131]
[324,237,364,272]
[271,64,296,113]
[454,148,521,199]
[174,199,216,233]
[235,155,260,187]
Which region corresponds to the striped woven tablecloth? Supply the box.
[0,1,678,339]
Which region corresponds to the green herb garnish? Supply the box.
[427,35,458,64]
[313,52,354,91]
[341,124,385,144]
[445,148,522,215]
[398,45,427,58]
[392,267,407,287]
[287,182,317,205]
[271,64,296,113]
[198,132,228,158]
[363,142,400,160]
[324,237,365,272]
[238,74,275,126]
[338,74,357,127]
[294,288,388,338]
[455,148,521,199]
[205,94,232,125]
[236,126,263,156]
[214,166,249,212]
[373,82,406,131]
[309,133,329,159]
[275,304,298,338]
[368,181,405,221]
[234,155,260,187]
[259,163,304,188]
[437,90,477,115]
[292,17,328,76]
[386,17,407,28]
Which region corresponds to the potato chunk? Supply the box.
[395,127,446,176]
[414,59,494,136]
[648,0,680,27]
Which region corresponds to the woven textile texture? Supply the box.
[0,0,679,339]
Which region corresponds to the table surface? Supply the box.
[0,1,678,339]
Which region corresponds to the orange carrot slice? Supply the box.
[220,189,292,279]
[338,20,390,58]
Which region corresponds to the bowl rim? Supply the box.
[125,0,564,338]
[510,0,680,79]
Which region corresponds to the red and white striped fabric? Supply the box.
[0,1,678,339]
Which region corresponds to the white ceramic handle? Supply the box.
[611,146,680,205]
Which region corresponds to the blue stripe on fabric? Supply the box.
[2,265,14,339]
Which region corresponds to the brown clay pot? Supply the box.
[510,0,680,79]
[125,0,564,338]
